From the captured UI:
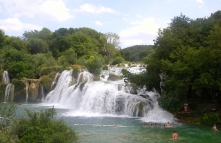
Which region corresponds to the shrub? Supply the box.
[10,107,78,142]
[0,102,17,129]
[111,57,125,65]
[40,75,53,91]
[158,91,182,112]
[201,113,220,124]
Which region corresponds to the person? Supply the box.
[166,122,170,127]
[172,131,179,140]
[178,121,182,125]
[150,124,154,128]
[143,124,146,128]
[212,124,219,131]
[161,124,166,128]
[154,123,157,128]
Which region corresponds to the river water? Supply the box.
[15,103,220,143]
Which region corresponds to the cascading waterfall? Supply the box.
[4,83,14,102]
[3,71,15,102]
[50,72,60,90]
[45,68,175,122]
[25,82,29,103]
[3,71,10,84]
[41,86,45,102]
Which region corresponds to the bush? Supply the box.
[40,66,63,76]
[111,57,125,65]
[0,83,7,101]
[158,91,182,112]
[40,75,53,91]
[201,113,220,124]
[85,55,104,75]
[10,107,78,143]
[71,64,85,79]
[0,103,17,129]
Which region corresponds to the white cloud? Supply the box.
[0,18,42,33]
[196,0,204,4]
[40,0,73,22]
[136,15,142,18]
[0,0,73,22]
[120,18,160,47]
[94,21,103,26]
[130,20,141,25]
[76,3,117,14]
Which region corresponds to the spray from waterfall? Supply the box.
[44,67,175,123]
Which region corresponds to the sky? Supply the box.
[0,0,220,48]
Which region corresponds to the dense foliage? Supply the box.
[120,45,153,62]
[0,103,78,143]
[123,11,221,115]
[0,27,123,101]
[0,27,121,79]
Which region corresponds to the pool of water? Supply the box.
[15,103,221,143]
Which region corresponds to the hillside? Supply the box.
[120,45,153,62]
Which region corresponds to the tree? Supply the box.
[8,61,34,79]
[0,29,5,48]
[85,55,104,75]
[27,38,49,54]
[105,32,120,49]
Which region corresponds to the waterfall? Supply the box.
[100,70,109,81]
[45,67,175,122]
[41,86,45,102]
[3,71,15,102]
[50,72,60,90]
[2,71,10,84]
[25,82,29,103]
[4,83,14,102]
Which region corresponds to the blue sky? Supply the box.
[0,0,220,48]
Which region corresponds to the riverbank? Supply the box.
[173,109,221,125]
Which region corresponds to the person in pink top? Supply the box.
[172,131,179,140]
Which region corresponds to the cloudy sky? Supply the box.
[0,0,220,48]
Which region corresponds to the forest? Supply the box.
[1,10,221,124]
[123,10,221,124]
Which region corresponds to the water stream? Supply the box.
[14,104,221,143]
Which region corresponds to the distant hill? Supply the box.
[120,45,153,62]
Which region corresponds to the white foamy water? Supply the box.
[44,67,175,123]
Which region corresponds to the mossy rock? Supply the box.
[40,75,53,91]
[102,65,108,70]
[93,75,100,81]
[40,66,63,76]
[71,64,85,78]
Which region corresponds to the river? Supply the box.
[15,103,220,143]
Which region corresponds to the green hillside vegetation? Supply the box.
[120,45,153,62]
[0,27,123,101]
